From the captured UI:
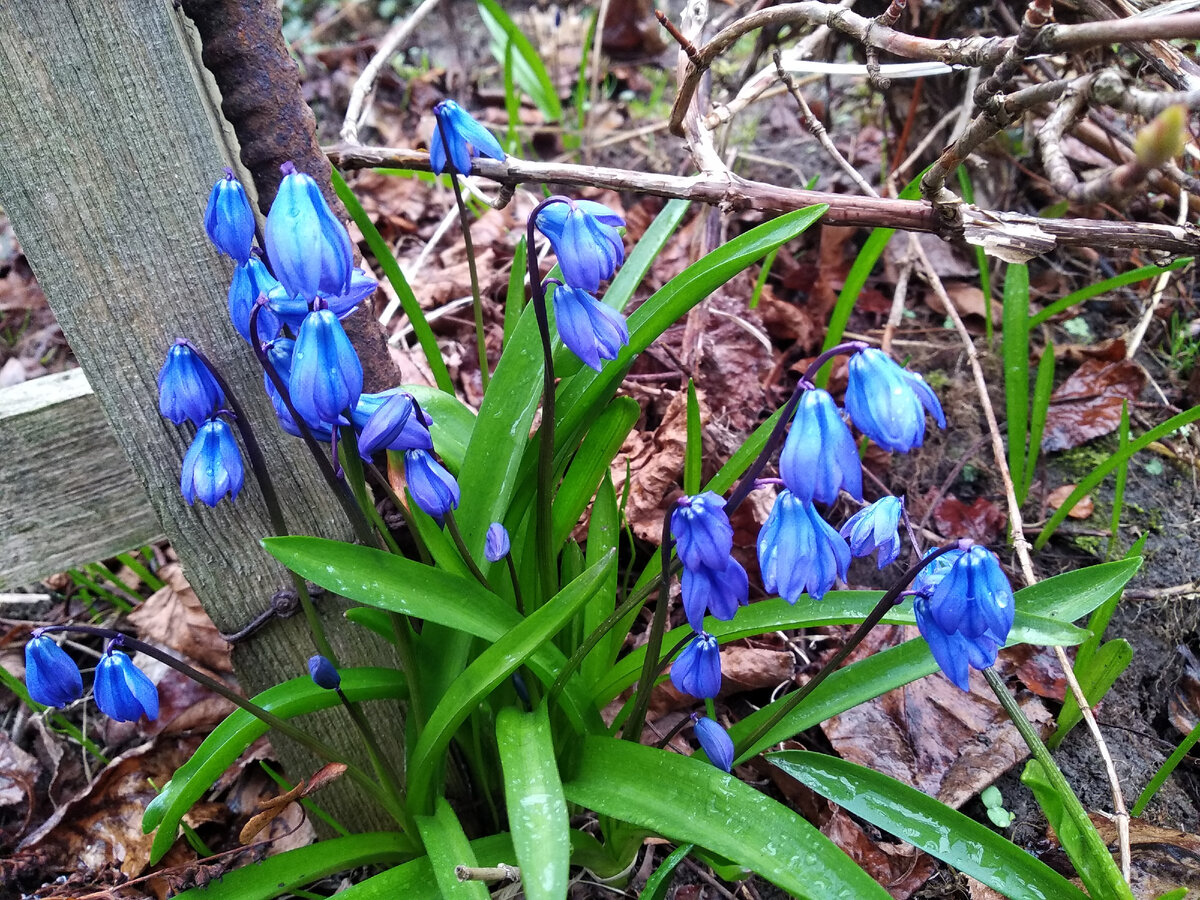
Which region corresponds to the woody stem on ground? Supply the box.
[37,624,411,831]
[186,338,337,666]
[909,233,1132,881]
[440,128,490,391]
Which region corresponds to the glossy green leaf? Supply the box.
[1050,638,1132,748]
[1014,557,1141,619]
[332,168,452,394]
[261,536,599,734]
[416,798,490,899]
[503,236,527,348]
[604,198,690,314]
[1135,715,1200,816]
[771,752,1089,900]
[1036,404,1200,548]
[582,473,620,687]
[334,834,515,898]
[564,736,888,899]
[477,0,562,121]
[1003,262,1031,500]
[143,669,406,863]
[497,705,569,900]
[1024,343,1056,502]
[552,396,639,549]
[1030,258,1192,327]
[684,380,701,494]
[404,385,477,472]
[643,844,694,900]
[408,551,615,813]
[553,207,827,450]
[173,833,413,899]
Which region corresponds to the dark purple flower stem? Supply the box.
[732,540,964,761]
[439,130,489,391]
[182,339,337,664]
[622,509,678,743]
[248,303,376,547]
[726,341,867,514]
[31,625,409,822]
[525,196,574,608]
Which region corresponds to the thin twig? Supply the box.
[908,233,1132,882]
[340,0,444,144]
[1127,191,1190,358]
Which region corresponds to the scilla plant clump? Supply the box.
[23,101,1141,900]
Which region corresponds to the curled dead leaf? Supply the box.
[1046,485,1094,519]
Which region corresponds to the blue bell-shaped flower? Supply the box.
[357,391,423,458]
[429,99,506,175]
[670,632,721,699]
[914,545,1013,691]
[840,495,904,568]
[485,522,511,562]
[671,492,734,572]
[779,388,862,505]
[228,256,283,342]
[25,634,83,708]
[289,304,363,427]
[551,284,629,371]
[535,199,625,291]
[204,169,255,264]
[158,341,225,427]
[757,491,850,602]
[694,716,735,772]
[308,655,341,690]
[264,162,354,301]
[845,348,946,453]
[180,418,245,507]
[405,449,460,519]
[94,649,159,722]
[353,390,433,450]
[681,557,748,632]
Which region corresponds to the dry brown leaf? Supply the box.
[0,732,39,821]
[1042,359,1148,452]
[925,282,1002,324]
[127,564,232,673]
[820,626,1051,809]
[1046,485,1095,519]
[931,495,1007,544]
[611,388,694,543]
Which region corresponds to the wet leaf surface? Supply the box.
[1042,359,1148,452]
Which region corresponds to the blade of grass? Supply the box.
[1030,258,1193,328]
[1002,263,1030,505]
[1024,340,1056,503]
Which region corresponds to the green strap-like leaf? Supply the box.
[415,798,490,899]
[407,551,615,813]
[261,536,600,735]
[1003,262,1031,499]
[142,669,406,864]
[477,0,562,122]
[771,752,1089,900]
[172,833,414,899]
[1014,557,1141,619]
[563,736,889,899]
[497,705,570,900]
[332,834,516,898]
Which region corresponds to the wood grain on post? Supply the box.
[0,0,399,829]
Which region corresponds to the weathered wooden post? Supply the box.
[0,1,399,827]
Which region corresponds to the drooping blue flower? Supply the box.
[180,418,245,507]
[757,491,850,602]
[94,649,159,722]
[840,495,904,568]
[681,557,748,632]
[671,492,734,572]
[204,169,255,264]
[670,632,721,699]
[264,162,354,301]
[911,547,965,597]
[308,655,341,690]
[845,348,946,453]
[405,449,460,519]
[779,388,862,505]
[914,545,1013,691]
[325,267,378,318]
[357,391,417,458]
[158,341,225,427]
[262,338,334,440]
[429,99,506,175]
[267,267,378,332]
[694,716,735,772]
[353,390,434,450]
[228,257,283,342]
[25,634,83,708]
[289,305,363,427]
[551,284,629,371]
[535,199,625,291]
[485,522,511,562]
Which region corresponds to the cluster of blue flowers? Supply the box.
[664,348,1014,766]
[158,159,464,519]
[25,633,158,723]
